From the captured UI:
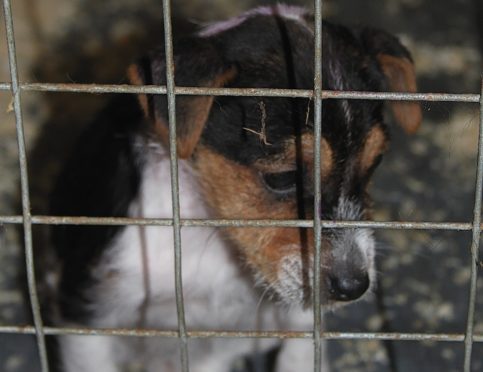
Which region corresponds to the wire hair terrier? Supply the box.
[48,4,422,372]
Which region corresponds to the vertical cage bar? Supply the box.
[463,78,483,372]
[1,0,49,371]
[312,0,323,371]
[161,0,190,371]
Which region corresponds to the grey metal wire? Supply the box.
[0,81,480,102]
[1,215,482,231]
[161,0,190,370]
[1,325,483,342]
[1,0,49,371]
[463,78,483,372]
[312,1,323,371]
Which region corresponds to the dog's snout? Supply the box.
[327,272,369,302]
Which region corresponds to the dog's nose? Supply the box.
[327,272,369,302]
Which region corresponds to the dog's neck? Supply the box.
[94,142,260,329]
[130,140,211,220]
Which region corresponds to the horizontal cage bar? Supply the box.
[0,215,479,231]
[0,82,480,102]
[0,325,482,343]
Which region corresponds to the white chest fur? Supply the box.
[94,148,269,330]
[58,146,318,372]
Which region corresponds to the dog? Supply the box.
[48,4,421,372]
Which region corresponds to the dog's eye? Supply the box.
[262,171,297,194]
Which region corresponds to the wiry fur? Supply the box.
[48,4,421,371]
[56,144,319,371]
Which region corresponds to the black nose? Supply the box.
[327,273,369,302]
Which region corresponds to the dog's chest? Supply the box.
[91,151,263,330]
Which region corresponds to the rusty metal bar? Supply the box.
[312,0,324,371]
[1,214,482,231]
[463,78,483,372]
[1,0,49,371]
[1,325,483,343]
[0,82,480,102]
[161,0,190,370]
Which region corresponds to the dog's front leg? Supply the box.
[275,309,329,372]
[275,338,329,372]
[58,335,119,372]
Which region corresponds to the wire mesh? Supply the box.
[1,325,483,342]
[2,0,49,371]
[1,215,483,230]
[0,82,480,102]
[312,1,323,371]
[463,79,483,372]
[1,0,482,371]
[161,0,190,370]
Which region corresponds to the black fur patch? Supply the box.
[199,18,393,216]
[50,94,145,321]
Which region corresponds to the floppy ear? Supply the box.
[128,38,236,158]
[360,28,422,134]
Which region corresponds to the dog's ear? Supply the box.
[128,39,236,158]
[360,28,422,134]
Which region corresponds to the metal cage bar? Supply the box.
[161,0,190,370]
[1,0,482,371]
[1,325,483,342]
[463,78,483,372]
[0,81,480,102]
[312,0,323,371]
[1,0,50,371]
[3,215,483,232]
[1,215,483,231]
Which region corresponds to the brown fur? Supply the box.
[378,54,422,134]
[359,126,387,171]
[256,134,333,180]
[128,65,237,158]
[127,64,149,116]
[195,146,298,281]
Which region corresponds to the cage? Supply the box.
[0,0,482,371]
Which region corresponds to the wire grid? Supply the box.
[1,0,483,371]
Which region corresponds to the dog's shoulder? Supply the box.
[49,93,147,320]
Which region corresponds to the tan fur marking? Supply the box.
[127,64,149,116]
[378,54,422,134]
[150,96,218,158]
[176,96,215,158]
[256,133,333,179]
[166,66,237,159]
[195,146,314,283]
[194,146,334,286]
[128,64,237,159]
[211,65,238,88]
[360,126,387,171]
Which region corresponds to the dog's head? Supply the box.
[129,6,421,307]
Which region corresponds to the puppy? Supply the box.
[49,4,421,372]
